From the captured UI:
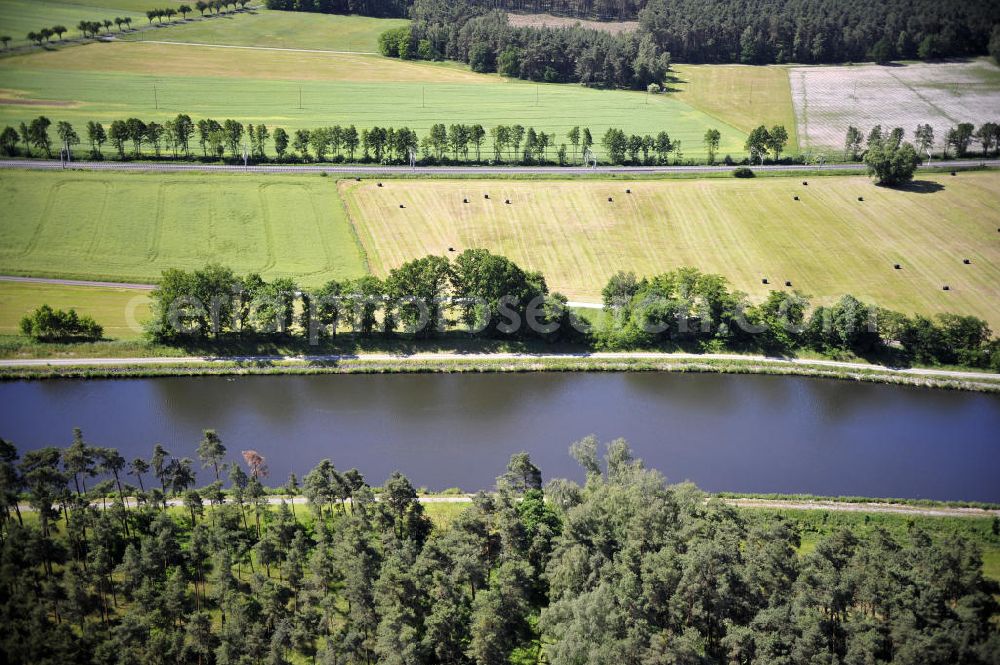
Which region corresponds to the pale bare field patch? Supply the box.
[508,13,638,34]
[790,58,1000,156]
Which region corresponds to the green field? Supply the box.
[0,0,177,47]
[0,170,367,286]
[122,8,409,52]
[342,172,1000,328]
[0,41,748,160]
[0,280,149,338]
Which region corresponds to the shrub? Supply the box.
[378,27,411,58]
[733,167,755,178]
[864,140,920,186]
[20,304,103,341]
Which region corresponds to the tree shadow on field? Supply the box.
[894,180,945,195]
[662,73,686,93]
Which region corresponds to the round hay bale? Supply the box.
[377,182,383,187]
[793,196,800,201]
[802,181,808,186]
[608,197,614,202]
[761,278,769,285]
[943,285,950,291]
[858,196,864,201]
[785,281,792,287]
[963,259,971,265]
[626,189,631,194]
[894,264,901,270]
[399,204,405,209]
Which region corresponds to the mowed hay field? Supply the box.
[790,59,1000,155]
[0,170,367,287]
[342,173,1000,328]
[670,64,799,152]
[121,9,409,52]
[0,281,150,339]
[0,41,748,160]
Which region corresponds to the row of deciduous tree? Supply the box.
[0,116,721,165]
[16,1,250,48]
[135,253,999,370]
[145,250,581,344]
[845,123,1000,161]
[596,267,998,368]
[1,432,997,664]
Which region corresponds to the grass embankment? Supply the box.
[0,40,747,160]
[342,172,1000,329]
[3,351,999,393]
[0,170,368,287]
[120,7,409,52]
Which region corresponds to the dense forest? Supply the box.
[1,434,998,665]
[268,0,1000,71]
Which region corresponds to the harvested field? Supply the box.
[507,13,638,34]
[790,58,1000,156]
[0,170,367,287]
[342,173,1000,328]
[670,64,798,151]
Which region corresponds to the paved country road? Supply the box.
[0,275,156,290]
[1,351,998,383]
[1,158,997,176]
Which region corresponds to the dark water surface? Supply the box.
[2,373,998,501]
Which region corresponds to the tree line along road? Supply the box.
[0,158,997,176]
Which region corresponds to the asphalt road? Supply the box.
[0,275,156,290]
[2,158,997,176]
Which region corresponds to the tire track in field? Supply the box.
[84,180,111,259]
[304,184,339,279]
[256,183,278,273]
[146,180,168,262]
[884,68,962,127]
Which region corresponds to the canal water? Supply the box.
[2,372,998,501]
